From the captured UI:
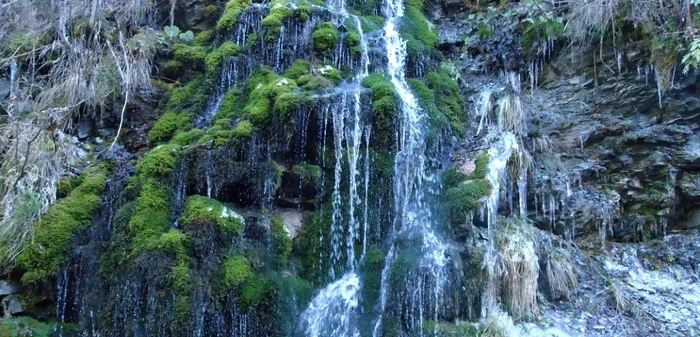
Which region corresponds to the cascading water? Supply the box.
[299,1,372,335]
[372,0,450,334]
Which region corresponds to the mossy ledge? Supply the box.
[16,165,109,283]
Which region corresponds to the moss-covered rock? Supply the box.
[221,255,251,289]
[362,73,398,147]
[172,43,207,68]
[149,112,193,144]
[284,60,311,80]
[172,128,205,145]
[216,0,253,31]
[270,216,292,266]
[205,41,241,76]
[312,22,340,55]
[398,7,438,60]
[239,273,271,308]
[136,144,181,178]
[181,195,245,235]
[446,180,491,224]
[194,30,214,47]
[16,165,108,283]
[243,68,300,124]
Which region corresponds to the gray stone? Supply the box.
[2,295,23,316]
[77,119,94,139]
[0,280,18,296]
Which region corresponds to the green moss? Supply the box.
[292,164,322,182]
[194,30,214,46]
[274,92,309,115]
[346,31,361,56]
[243,68,299,124]
[312,22,340,55]
[172,43,207,67]
[360,16,385,33]
[239,273,270,308]
[443,152,489,188]
[170,260,194,325]
[17,165,108,283]
[167,76,208,113]
[0,317,76,337]
[205,41,241,76]
[407,78,449,134]
[172,128,205,145]
[136,144,181,177]
[284,60,311,80]
[154,229,189,258]
[446,180,491,223]
[57,176,82,197]
[128,181,172,255]
[218,88,243,119]
[216,0,253,31]
[293,204,332,283]
[182,195,245,235]
[221,255,251,289]
[232,120,254,138]
[270,216,292,266]
[261,0,292,41]
[362,73,398,146]
[149,112,193,144]
[425,68,465,134]
[399,7,438,59]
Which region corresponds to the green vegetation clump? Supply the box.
[443,152,490,224]
[172,128,205,145]
[171,260,194,325]
[181,195,245,235]
[217,0,253,31]
[205,42,241,76]
[218,89,243,119]
[239,274,271,308]
[270,216,292,266]
[172,43,207,67]
[296,65,343,91]
[284,60,311,79]
[261,0,292,40]
[167,76,210,114]
[243,68,300,124]
[136,144,181,177]
[293,204,332,283]
[194,30,214,46]
[312,22,340,55]
[149,112,193,144]
[346,31,361,56]
[221,255,251,289]
[399,7,438,60]
[362,73,398,146]
[16,166,108,282]
[1,316,77,336]
[446,180,491,224]
[292,164,322,182]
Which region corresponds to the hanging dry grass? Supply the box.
[486,217,540,321]
[0,0,156,263]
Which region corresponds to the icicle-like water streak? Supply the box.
[482,132,520,316]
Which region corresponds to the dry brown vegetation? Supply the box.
[0,0,157,263]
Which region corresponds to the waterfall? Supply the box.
[372,0,450,334]
[299,1,372,335]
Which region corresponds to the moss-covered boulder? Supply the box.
[312,22,340,55]
[181,195,245,235]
